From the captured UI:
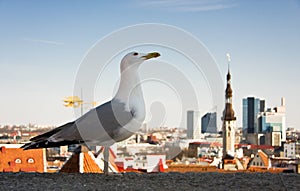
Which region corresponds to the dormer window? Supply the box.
[27,158,35,164]
[15,158,22,164]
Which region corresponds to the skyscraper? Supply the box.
[258,97,286,143]
[222,68,236,157]
[243,97,265,134]
[187,110,201,139]
[201,112,217,133]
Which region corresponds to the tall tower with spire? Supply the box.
[222,54,236,158]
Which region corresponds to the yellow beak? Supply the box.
[142,52,161,60]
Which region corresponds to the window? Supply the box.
[253,162,255,165]
[27,158,35,164]
[15,158,22,164]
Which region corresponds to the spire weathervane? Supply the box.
[226,53,231,71]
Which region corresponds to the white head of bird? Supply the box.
[115,52,160,112]
[120,52,160,72]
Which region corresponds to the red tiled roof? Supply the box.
[60,151,118,173]
[158,159,164,172]
[190,141,209,145]
[248,150,270,168]
[258,150,269,167]
[210,142,222,147]
[236,144,274,150]
[60,153,80,173]
[83,152,103,173]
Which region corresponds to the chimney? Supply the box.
[281,97,286,107]
[9,161,16,167]
[0,146,6,154]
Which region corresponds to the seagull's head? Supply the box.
[120,52,160,72]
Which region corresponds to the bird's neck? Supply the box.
[114,68,144,108]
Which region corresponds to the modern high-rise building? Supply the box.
[222,68,236,158]
[243,97,265,134]
[245,97,286,146]
[187,110,201,139]
[258,97,286,143]
[201,112,217,133]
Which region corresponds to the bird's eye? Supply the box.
[133,52,138,56]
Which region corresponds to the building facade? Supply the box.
[0,146,46,173]
[284,142,300,159]
[265,132,282,147]
[187,110,201,139]
[244,97,287,146]
[243,97,265,134]
[201,112,217,134]
[258,97,286,142]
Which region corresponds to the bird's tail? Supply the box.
[21,122,78,150]
[21,140,50,150]
[21,139,81,150]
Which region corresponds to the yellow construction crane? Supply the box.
[63,96,83,108]
[63,96,97,115]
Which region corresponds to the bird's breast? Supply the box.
[129,91,145,121]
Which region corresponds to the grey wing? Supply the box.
[22,100,134,150]
[22,122,83,150]
[97,100,135,141]
[72,100,134,145]
[51,122,82,142]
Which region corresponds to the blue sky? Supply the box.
[0,0,300,129]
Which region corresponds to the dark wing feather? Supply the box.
[30,122,74,142]
[22,122,78,150]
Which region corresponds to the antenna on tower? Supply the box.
[226,53,231,71]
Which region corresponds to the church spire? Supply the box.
[222,54,236,121]
[222,53,237,160]
[225,71,233,101]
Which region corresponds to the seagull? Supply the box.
[22,51,161,174]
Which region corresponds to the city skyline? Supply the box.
[0,1,299,129]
